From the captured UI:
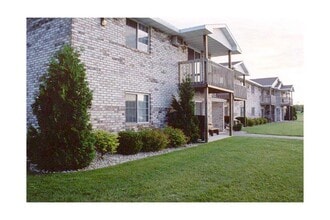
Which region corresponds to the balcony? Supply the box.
[281,97,292,105]
[234,84,247,100]
[260,95,276,105]
[179,59,234,92]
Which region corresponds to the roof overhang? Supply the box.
[134,18,179,35]
[135,18,242,57]
[245,79,263,87]
[233,61,250,76]
[280,85,295,92]
[179,24,242,57]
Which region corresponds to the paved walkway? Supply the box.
[234,131,303,140]
[208,131,303,142]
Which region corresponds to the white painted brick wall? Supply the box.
[26,18,72,127]
[70,18,187,132]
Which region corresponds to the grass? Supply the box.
[243,112,304,136]
[27,137,303,202]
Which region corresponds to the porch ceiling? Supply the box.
[179,24,242,57]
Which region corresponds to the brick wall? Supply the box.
[70,18,187,132]
[234,100,244,118]
[26,18,72,127]
[194,92,225,132]
[245,82,262,118]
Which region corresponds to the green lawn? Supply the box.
[243,112,304,136]
[27,137,303,202]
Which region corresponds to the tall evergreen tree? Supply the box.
[284,106,297,121]
[167,78,199,143]
[27,45,95,171]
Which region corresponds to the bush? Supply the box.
[246,118,255,127]
[167,78,200,143]
[233,123,243,131]
[27,45,95,171]
[93,130,119,157]
[140,129,169,152]
[117,130,143,155]
[27,126,41,164]
[163,127,187,148]
[262,117,268,124]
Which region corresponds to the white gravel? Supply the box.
[28,143,200,174]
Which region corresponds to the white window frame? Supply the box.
[125,92,150,123]
[194,101,204,116]
[125,19,150,53]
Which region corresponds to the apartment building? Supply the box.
[249,77,294,122]
[27,18,293,143]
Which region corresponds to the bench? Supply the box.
[208,124,220,136]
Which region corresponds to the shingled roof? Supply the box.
[280,84,294,91]
[250,77,279,87]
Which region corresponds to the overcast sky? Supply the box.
[163,16,304,104]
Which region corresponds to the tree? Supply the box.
[167,78,199,143]
[27,45,95,171]
[284,106,297,121]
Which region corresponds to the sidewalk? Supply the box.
[207,130,303,142]
[233,131,304,140]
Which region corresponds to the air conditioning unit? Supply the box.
[171,35,184,47]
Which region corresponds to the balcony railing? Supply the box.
[234,84,247,100]
[281,97,292,105]
[260,95,276,105]
[179,59,234,91]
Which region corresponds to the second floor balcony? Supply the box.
[179,59,234,92]
[234,84,247,100]
[281,97,292,105]
[260,95,276,105]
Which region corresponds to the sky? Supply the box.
[162,16,304,104]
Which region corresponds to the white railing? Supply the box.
[179,59,234,91]
[260,95,276,105]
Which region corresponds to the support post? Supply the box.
[228,50,232,69]
[203,34,209,142]
[243,74,246,126]
[243,100,246,127]
[228,50,233,134]
[204,87,209,142]
[203,35,208,84]
[229,92,233,136]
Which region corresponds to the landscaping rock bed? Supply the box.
[28,143,199,174]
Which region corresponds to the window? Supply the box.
[251,85,255,94]
[125,19,149,52]
[125,93,150,123]
[251,107,255,116]
[138,23,149,52]
[188,48,201,60]
[240,107,245,117]
[224,107,229,116]
[195,101,203,115]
